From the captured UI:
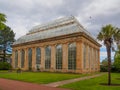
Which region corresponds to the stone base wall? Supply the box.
[12,33,100,74]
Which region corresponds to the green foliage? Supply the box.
[0,26,15,44]
[101,58,108,66]
[97,24,116,46]
[61,73,120,90]
[16,67,22,73]
[100,65,108,72]
[0,62,12,70]
[114,53,120,72]
[0,13,7,30]
[100,58,108,72]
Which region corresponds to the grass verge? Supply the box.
[60,73,120,90]
[0,71,100,84]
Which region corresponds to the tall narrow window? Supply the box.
[88,46,90,68]
[21,49,25,68]
[68,43,76,70]
[28,48,32,70]
[15,50,18,68]
[91,48,93,69]
[56,44,62,69]
[36,47,41,70]
[91,48,94,69]
[83,44,86,69]
[45,46,51,69]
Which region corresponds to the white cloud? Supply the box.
[81,0,120,18]
[77,0,120,37]
[35,0,63,8]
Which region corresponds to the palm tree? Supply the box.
[114,28,120,50]
[97,24,116,85]
[0,13,6,30]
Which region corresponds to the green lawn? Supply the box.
[0,71,98,84]
[61,73,120,90]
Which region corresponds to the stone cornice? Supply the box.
[12,32,101,48]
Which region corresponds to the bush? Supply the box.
[16,68,22,73]
[113,53,120,72]
[100,65,108,72]
[0,62,12,70]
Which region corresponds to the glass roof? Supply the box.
[13,16,94,45]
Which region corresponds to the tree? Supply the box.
[97,24,116,85]
[0,26,15,62]
[101,58,108,66]
[100,58,108,72]
[114,52,120,72]
[0,13,7,30]
[0,26,15,44]
[114,28,120,50]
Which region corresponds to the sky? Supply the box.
[0,0,120,61]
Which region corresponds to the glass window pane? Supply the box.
[21,49,25,68]
[45,46,51,69]
[36,48,41,70]
[83,44,86,69]
[15,50,18,68]
[28,48,32,70]
[68,43,76,70]
[56,44,62,69]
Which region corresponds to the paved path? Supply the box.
[45,73,105,87]
[0,78,70,90]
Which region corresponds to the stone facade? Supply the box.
[12,16,101,73]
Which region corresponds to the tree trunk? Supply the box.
[106,46,111,85]
[3,49,6,62]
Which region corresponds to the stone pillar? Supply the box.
[32,47,36,71]
[76,41,83,73]
[24,48,28,70]
[91,47,94,72]
[18,49,21,68]
[51,45,56,72]
[86,45,89,72]
[41,46,45,71]
[93,48,95,72]
[62,43,68,72]
[98,49,100,71]
[95,49,97,71]
[12,50,15,69]
[88,46,91,73]
[76,42,81,73]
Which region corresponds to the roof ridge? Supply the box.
[29,16,76,34]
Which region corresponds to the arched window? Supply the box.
[36,47,41,70]
[28,48,32,70]
[68,43,76,70]
[83,44,86,69]
[88,46,91,68]
[91,48,94,69]
[56,44,62,69]
[15,50,18,68]
[21,49,25,68]
[45,46,51,69]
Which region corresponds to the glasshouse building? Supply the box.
[12,16,101,73]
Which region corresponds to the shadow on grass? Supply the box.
[116,78,120,80]
[100,83,120,86]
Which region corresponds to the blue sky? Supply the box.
[0,0,120,61]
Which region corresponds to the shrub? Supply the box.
[16,67,22,73]
[0,62,12,70]
[100,65,108,72]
